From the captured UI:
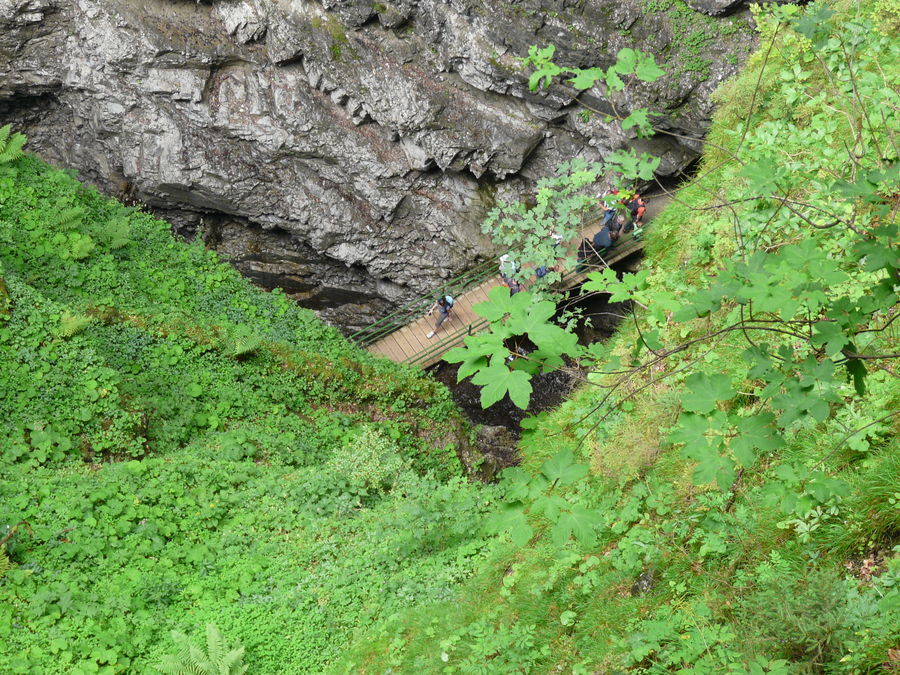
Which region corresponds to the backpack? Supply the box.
[444,295,454,309]
[627,195,645,215]
[593,227,613,250]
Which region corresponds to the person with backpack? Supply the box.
[592,223,618,252]
[598,188,622,228]
[626,193,647,226]
[498,254,520,283]
[425,294,454,338]
[506,277,524,295]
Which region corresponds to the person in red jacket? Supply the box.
[626,193,647,226]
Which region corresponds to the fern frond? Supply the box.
[58,312,93,338]
[220,647,248,675]
[156,624,247,675]
[93,216,132,250]
[0,124,26,165]
[205,623,225,666]
[157,653,206,675]
[0,552,10,578]
[225,326,262,359]
[55,205,85,230]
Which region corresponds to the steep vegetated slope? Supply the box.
[0,154,501,673]
[339,2,900,673]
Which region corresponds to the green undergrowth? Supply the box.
[641,0,754,82]
[0,157,500,673]
[340,3,899,673]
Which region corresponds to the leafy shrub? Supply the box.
[326,426,410,495]
[0,134,488,673]
[737,562,856,669]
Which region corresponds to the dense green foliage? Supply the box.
[0,156,500,673]
[344,2,900,672]
[1,1,897,673]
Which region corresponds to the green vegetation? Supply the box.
[1,1,898,673]
[310,14,359,62]
[639,0,749,82]
[0,151,499,673]
[343,2,900,672]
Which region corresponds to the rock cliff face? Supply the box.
[0,0,755,329]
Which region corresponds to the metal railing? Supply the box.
[351,209,651,360]
[348,256,501,348]
[396,227,648,367]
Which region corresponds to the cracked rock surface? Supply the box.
[0,0,755,330]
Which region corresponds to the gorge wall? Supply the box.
[0,0,757,330]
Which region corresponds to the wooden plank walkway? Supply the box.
[367,197,663,368]
[367,273,503,368]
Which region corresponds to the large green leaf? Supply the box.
[614,48,638,74]
[443,346,488,381]
[551,506,603,547]
[730,413,783,468]
[471,362,533,409]
[473,286,533,322]
[681,373,734,414]
[540,449,589,486]
[634,53,665,82]
[668,412,711,448]
[811,320,851,356]
[486,505,533,546]
[567,67,604,90]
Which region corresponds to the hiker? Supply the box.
[599,189,620,228]
[609,214,628,237]
[499,254,520,283]
[626,193,647,226]
[506,277,524,295]
[425,294,454,339]
[592,224,618,252]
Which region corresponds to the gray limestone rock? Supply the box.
[684,0,798,16]
[683,0,747,15]
[474,425,520,481]
[0,0,756,329]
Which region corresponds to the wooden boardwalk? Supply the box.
[367,202,659,368]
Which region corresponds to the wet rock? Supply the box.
[0,0,756,328]
[474,425,520,480]
[683,0,747,15]
[631,569,656,596]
